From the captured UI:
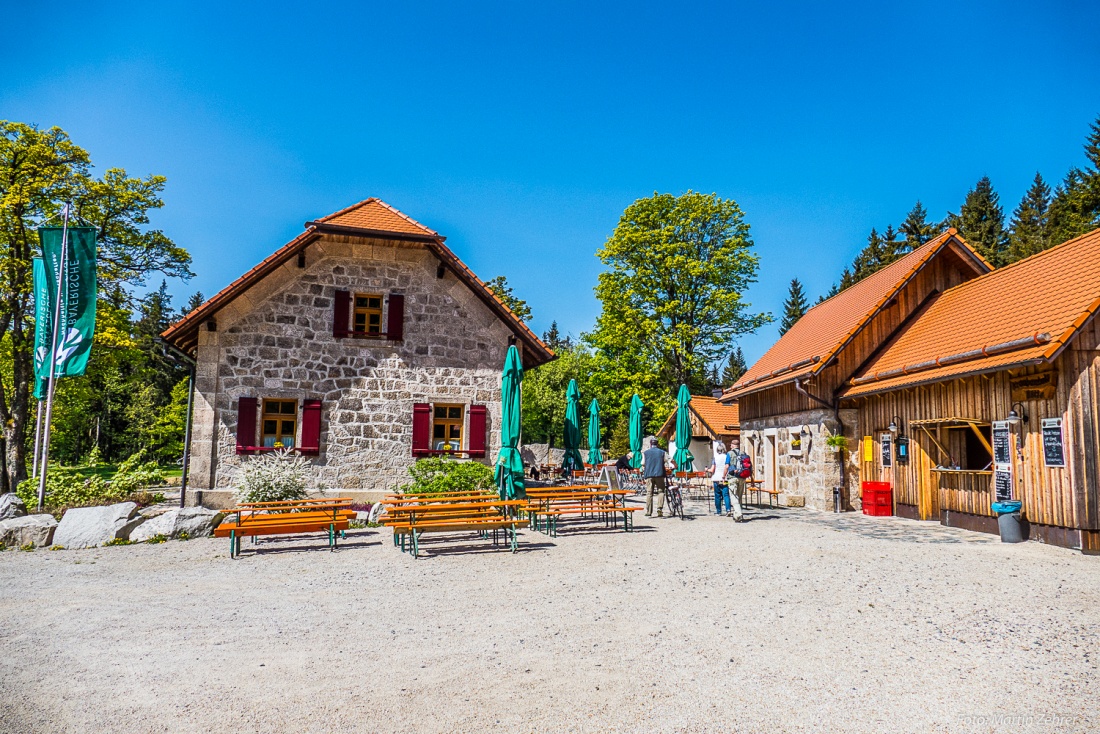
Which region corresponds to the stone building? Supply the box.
[161,198,554,507]
[722,230,991,510]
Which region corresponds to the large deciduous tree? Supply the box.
[0,121,191,490]
[589,191,770,399]
[486,275,532,323]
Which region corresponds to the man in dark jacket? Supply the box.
[642,438,669,517]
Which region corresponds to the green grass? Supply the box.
[74,463,181,482]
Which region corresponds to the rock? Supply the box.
[129,507,224,542]
[0,493,27,520]
[53,502,145,549]
[785,495,806,508]
[0,514,58,548]
[139,503,177,519]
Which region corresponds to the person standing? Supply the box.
[642,437,668,517]
[729,443,749,522]
[708,442,733,515]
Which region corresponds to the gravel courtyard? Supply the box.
[1,502,1097,734]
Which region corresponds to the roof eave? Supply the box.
[840,357,1049,400]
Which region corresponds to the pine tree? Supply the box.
[705,365,722,393]
[949,176,1009,266]
[900,200,936,250]
[1048,115,1100,245]
[816,281,840,304]
[1007,172,1052,263]
[721,347,748,386]
[779,278,809,336]
[542,320,572,350]
[186,291,204,313]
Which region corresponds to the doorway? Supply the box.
[763,430,778,492]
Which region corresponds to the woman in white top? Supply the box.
[708,442,732,515]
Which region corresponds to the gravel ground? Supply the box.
[1,501,1097,734]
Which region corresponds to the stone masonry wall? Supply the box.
[187,235,515,505]
[740,408,859,511]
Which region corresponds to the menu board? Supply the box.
[994,466,1014,502]
[992,421,1011,465]
[1042,418,1065,468]
[880,434,892,468]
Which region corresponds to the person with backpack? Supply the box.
[708,442,733,515]
[729,442,751,522]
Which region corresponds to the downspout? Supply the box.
[794,377,848,504]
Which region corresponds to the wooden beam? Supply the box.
[966,421,993,455]
[919,425,952,464]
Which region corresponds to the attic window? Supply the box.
[352,294,383,335]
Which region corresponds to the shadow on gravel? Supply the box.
[403,539,558,558]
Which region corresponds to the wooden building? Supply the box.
[657,396,741,468]
[844,228,1100,554]
[724,230,991,510]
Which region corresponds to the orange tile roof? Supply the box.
[162,198,554,366]
[843,227,1100,397]
[313,198,441,238]
[725,230,990,398]
[657,396,740,439]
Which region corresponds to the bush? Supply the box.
[235,449,310,504]
[16,453,167,515]
[400,456,494,495]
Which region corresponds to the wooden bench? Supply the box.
[215,499,354,558]
[379,497,526,558]
[526,500,641,536]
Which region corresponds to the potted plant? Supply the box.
[825,434,848,454]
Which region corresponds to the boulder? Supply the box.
[0,493,27,520]
[129,507,223,542]
[53,502,145,549]
[0,514,58,548]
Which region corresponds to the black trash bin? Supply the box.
[991,501,1025,543]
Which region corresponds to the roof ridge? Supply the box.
[315,197,378,224]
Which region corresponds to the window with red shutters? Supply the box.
[333,289,350,338]
[235,397,258,454]
[468,404,487,458]
[412,403,432,457]
[387,293,405,341]
[300,399,322,454]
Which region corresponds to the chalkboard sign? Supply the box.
[994,466,1013,502]
[992,421,1011,465]
[880,434,892,468]
[1042,418,1065,468]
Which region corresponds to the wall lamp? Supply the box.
[887,416,904,434]
[1007,402,1029,425]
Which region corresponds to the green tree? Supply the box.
[186,291,204,313]
[541,320,572,351]
[589,191,770,396]
[779,278,809,336]
[721,347,748,386]
[900,200,936,249]
[1048,115,1100,245]
[947,176,1009,266]
[0,121,192,488]
[1007,172,1052,263]
[520,343,598,447]
[486,275,532,322]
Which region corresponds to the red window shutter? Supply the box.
[235,397,258,454]
[333,289,350,338]
[301,399,322,454]
[412,403,431,457]
[387,293,405,341]
[468,404,488,458]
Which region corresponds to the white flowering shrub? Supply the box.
[236,449,310,504]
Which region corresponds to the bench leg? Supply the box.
[229,530,236,559]
[510,523,518,553]
[411,530,419,559]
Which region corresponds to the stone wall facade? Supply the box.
[740,408,860,511]
[187,235,516,507]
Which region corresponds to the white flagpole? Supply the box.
[31,402,43,480]
[36,203,71,512]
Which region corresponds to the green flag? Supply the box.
[32,257,51,400]
[39,227,97,378]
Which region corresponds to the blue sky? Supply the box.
[3,1,1098,364]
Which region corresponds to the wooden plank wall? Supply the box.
[849,334,1100,531]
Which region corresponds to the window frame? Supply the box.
[261,398,298,449]
[351,293,385,337]
[431,403,465,453]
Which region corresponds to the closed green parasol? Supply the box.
[673,384,694,472]
[587,398,602,465]
[494,345,526,501]
[562,379,585,472]
[628,394,644,469]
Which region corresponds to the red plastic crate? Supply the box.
[864,503,892,517]
[861,481,893,516]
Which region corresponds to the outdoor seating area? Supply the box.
[378,491,526,558]
[214,498,355,558]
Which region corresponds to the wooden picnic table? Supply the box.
[215,498,355,558]
[380,496,528,558]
